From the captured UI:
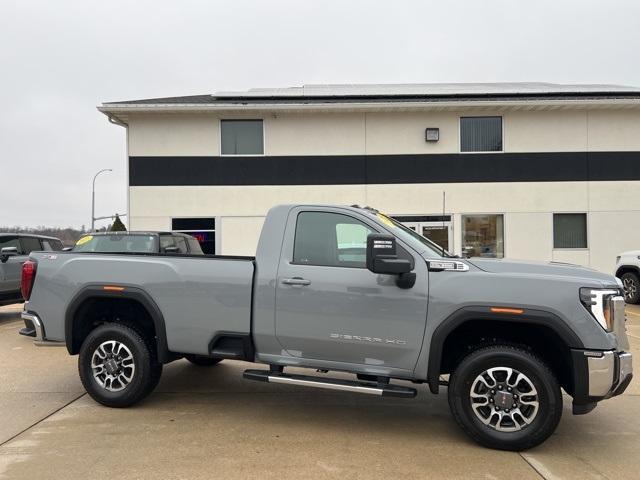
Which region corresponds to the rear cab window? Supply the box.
[42,239,64,251]
[74,234,158,253]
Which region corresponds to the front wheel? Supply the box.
[448,345,562,451]
[622,272,640,304]
[78,323,162,408]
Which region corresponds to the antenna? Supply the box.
[441,191,446,258]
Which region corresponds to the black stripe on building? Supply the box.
[129,152,640,186]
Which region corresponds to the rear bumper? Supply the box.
[571,349,633,413]
[21,311,64,347]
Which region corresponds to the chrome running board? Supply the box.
[243,369,416,398]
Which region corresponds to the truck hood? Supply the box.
[466,257,616,284]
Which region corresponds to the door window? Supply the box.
[20,237,42,255]
[172,236,189,254]
[0,236,21,253]
[159,235,176,252]
[293,212,373,268]
[422,226,449,251]
[393,215,452,255]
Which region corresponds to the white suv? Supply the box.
[615,251,640,304]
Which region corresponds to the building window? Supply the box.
[460,116,502,152]
[462,214,504,258]
[553,213,587,249]
[293,212,373,268]
[220,119,263,155]
[172,217,216,254]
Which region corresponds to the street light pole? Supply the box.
[91,168,113,231]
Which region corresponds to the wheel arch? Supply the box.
[615,264,640,278]
[426,306,584,394]
[65,285,169,363]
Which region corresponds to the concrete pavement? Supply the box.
[0,302,639,479]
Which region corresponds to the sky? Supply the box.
[1,0,639,228]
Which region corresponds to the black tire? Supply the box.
[185,355,222,366]
[622,272,640,304]
[144,363,163,396]
[448,345,562,451]
[78,323,161,408]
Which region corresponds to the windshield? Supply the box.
[73,234,157,253]
[373,212,453,258]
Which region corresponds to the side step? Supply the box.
[243,369,417,398]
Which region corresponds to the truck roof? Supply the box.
[0,232,62,241]
[82,231,194,237]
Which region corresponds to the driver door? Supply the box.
[274,208,429,371]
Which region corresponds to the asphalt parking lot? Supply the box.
[0,303,639,479]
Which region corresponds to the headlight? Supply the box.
[579,288,620,331]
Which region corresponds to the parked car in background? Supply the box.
[0,233,64,309]
[71,231,204,255]
[615,251,640,304]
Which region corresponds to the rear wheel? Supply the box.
[185,355,222,366]
[622,272,640,304]
[78,323,161,407]
[448,345,562,451]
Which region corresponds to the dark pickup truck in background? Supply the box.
[0,233,64,308]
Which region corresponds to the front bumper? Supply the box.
[571,296,633,414]
[572,349,633,409]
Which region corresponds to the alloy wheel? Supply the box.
[623,276,638,302]
[91,340,136,392]
[470,366,539,432]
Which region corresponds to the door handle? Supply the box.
[282,277,311,286]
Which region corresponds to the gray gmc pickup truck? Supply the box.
[21,204,632,450]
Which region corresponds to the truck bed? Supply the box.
[27,251,255,355]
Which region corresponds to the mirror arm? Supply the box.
[396,272,416,289]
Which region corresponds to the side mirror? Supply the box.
[366,234,412,274]
[0,246,18,263]
[62,247,73,251]
[163,246,180,254]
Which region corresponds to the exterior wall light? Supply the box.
[425,128,439,142]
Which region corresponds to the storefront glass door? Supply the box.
[394,215,452,253]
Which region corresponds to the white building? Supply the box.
[99,83,640,273]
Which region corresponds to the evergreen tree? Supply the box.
[110,214,127,232]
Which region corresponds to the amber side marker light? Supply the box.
[490,307,524,315]
[103,286,125,292]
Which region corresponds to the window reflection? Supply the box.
[462,215,504,258]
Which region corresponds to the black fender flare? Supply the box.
[426,306,584,394]
[65,285,169,362]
